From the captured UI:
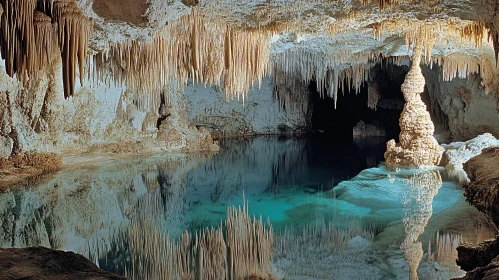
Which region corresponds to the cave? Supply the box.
[1,1,499,279]
[310,63,408,141]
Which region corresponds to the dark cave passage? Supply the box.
[310,63,409,142]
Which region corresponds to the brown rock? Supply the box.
[454,146,499,279]
[0,246,125,280]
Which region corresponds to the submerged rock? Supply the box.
[352,120,386,138]
[0,246,125,280]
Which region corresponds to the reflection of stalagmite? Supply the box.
[385,34,442,168]
[400,169,442,280]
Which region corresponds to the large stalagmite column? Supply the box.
[384,36,442,168]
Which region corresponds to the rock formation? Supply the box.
[454,146,499,279]
[400,169,442,279]
[0,247,126,280]
[352,120,386,138]
[441,133,499,184]
[384,36,443,168]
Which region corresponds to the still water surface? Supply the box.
[0,135,495,279]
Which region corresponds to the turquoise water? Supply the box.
[0,135,495,279]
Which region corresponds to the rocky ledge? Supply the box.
[0,247,125,280]
[453,146,499,279]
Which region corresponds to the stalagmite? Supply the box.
[384,34,442,168]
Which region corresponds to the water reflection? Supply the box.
[400,169,442,280]
[0,136,495,279]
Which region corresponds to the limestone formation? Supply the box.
[441,133,499,184]
[384,36,443,168]
[400,170,442,280]
[455,146,499,279]
[0,247,126,279]
[352,120,386,138]
[0,0,92,98]
[1,0,499,162]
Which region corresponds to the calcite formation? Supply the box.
[384,37,442,168]
[456,146,499,279]
[400,170,442,280]
[0,0,92,98]
[1,0,499,161]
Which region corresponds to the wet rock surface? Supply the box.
[441,133,499,185]
[463,146,499,227]
[0,246,126,280]
[455,146,499,279]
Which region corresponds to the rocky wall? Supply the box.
[0,57,218,159]
[454,146,499,279]
[423,64,499,142]
[183,77,312,138]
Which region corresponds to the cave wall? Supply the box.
[0,58,218,159]
[1,55,313,158]
[183,77,312,138]
[423,65,499,142]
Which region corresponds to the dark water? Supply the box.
[0,135,495,279]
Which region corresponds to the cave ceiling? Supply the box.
[83,0,495,60]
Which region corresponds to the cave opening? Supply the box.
[310,63,408,142]
[304,63,409,175]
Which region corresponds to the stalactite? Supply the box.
[272,48,376,107]
[367,68,380,110]
[33,11,58,72]
[273,67,310,113]
[98,9,271,111]
[489,29,499,65]
[460,22,486,48]
[0,0,92,98]
[0,0,36,80]
[439,53,481,82]
[481,0,499,64]
[372,19,486,60]
[39,0,93,98]
[405,24,436,65]
[361,0,405,10]
[328,23,338,36]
